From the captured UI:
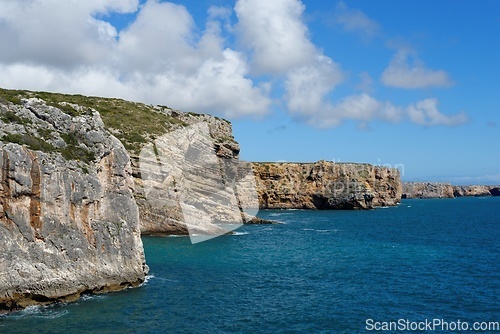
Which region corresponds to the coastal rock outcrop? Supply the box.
[251,161,401,209]
[402,182,500,199]
[135,122,251,240]
[0,95,147,310]
[401,182,455,199]
[130,112,252,237]
[453,185,495,197]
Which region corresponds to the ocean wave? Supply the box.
[2,305,69,319]
[79,294,107,302]
[302,228,331,233]
[232,231,249,236]
[143,274,156,285]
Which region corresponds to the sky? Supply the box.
[0,0,499,184]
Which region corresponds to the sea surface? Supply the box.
[1,197,499,333]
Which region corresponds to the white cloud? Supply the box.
[235,0,345,125]
[234,0,319,75]
[406,98,468,126]
[287,92,467,129]
[285,55,343,113]
[0,0,271,118]
[296,93,402,129]
[333,2,380,38]
[381,50,454,89]
[0,0,468,129]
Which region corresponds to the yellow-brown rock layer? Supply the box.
[251,161,401,210]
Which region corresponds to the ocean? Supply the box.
[1,197,499,333]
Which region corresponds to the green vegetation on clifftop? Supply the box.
[0,88,188,154]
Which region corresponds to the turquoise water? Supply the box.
[1,197,499,333]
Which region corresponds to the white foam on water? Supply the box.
[79,294,108,302]
[302,228,331,233]
[232,231,249,236]
[5,305,69,319]
[143,274,156,285]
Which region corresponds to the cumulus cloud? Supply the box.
[0,0,271,118]
[285,55,343,113]
[235,0,319,75]
[294,93,402,128]
[381,50,454,89]
[235,0,344,125]
[287,92,467,129]
[406,99,468,126]
[0,0,467,128]
[333,2,380,38]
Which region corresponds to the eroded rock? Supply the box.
[0,97,147,311]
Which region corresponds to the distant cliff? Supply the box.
[252,161,402,210]
[402,182,500,199]
[0,92,147,311]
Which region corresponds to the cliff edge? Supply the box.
[252,161,401,210]
[0,91,147,311]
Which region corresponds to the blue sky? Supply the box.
[0,0,499,184]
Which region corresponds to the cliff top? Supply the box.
[0,88,234,156]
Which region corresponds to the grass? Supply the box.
[1,131,95,164]
[1,133,57,153]
[0,110,32,125]
[0,87,191,155]
[0,89,28,105]
[60,132,95,163]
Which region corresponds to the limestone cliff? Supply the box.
[0,88,253,238]
[401,182,455,199]
[251,161,402,210]
[131,111,244,236]
[453,185,499,197]
[0,93,147,311]
[402,182,500,198]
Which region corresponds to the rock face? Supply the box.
[453,185,495,197]
[131,112,248,237]
[0,97,147,311]
[135,122,248,239]
[402,182,455,199]
[251,161,401,210]
[402,182,500,199]
[0,88,263,238]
